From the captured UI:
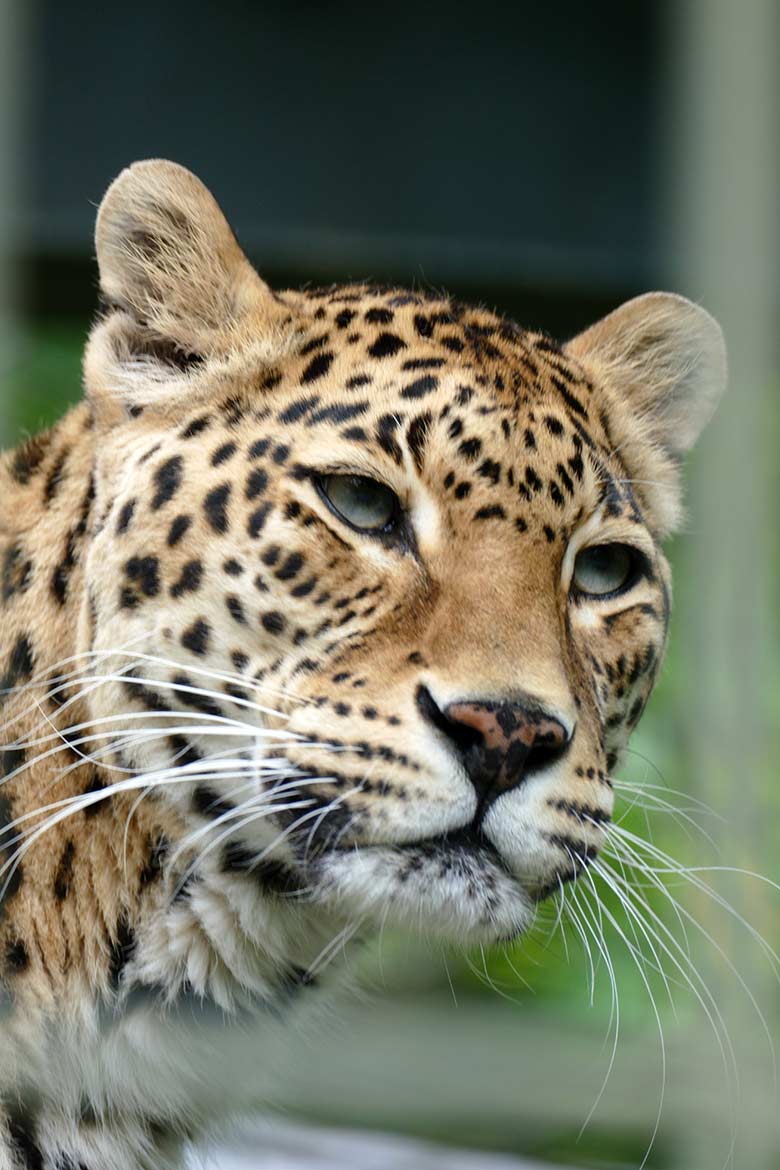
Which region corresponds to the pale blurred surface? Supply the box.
[194,1122,567,1170]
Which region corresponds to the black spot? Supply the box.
[192,785,233,820]
[556,463,575,496]
[83,771,109,817]
[5,938,29,972]
[204,483,231,533]
[278,395,320,424]
[167,514,191,546]
[276,552,304,581]
[7,1109,43,1169]
[170,559,203,598]
[224,558,243,576]
[53,839,76,901]
[249,437,271,459]
[308,401,370,426]
[551,375,588,419]
[211,440,237,466]
[406,413,432,470]
[376,415,403,465]
[346,373,371,389]
[261,611,286,635]
[139,835,169,888]
[1,745,24,778]
[125,556,160,597]
[544,414,564,436]
[248,503,272,537]
[458,437,482,461]
[568,451,585,480]
[454,482,471,499]
[108,917,136,990]
[400,375,438,400]
[300,332,329,355]
[291,576,317,598]
[181,619,210,656]
[477,459,501,485]
[272,444,290,464]
[226,595,246,625]
[365,306,393,323]
[368,332,406,359]
[44,446,70,503]
[475,505,506,520]
[10,431,51,484]
[335,308,356,328]
[116,499,136,534]
[403,357,446,371]
[1,543,33,603]
[261,544,281,567]
[246,467,268,500]
[151,455,183,510]
[180,414,211,439]
[301,352,334,383]
[172,673,222,719]
[414,314,434,338]
[0,635,34,702]
[525,467,542,493]
[221,841,301,895]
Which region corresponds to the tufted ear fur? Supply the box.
[566,293,727,535]
[85,160,298,419]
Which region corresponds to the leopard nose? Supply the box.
[416,686,572,811]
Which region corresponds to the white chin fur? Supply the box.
[311,843,534,945]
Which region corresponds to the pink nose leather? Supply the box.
[444,700,569,798]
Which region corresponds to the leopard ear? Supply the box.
[86,161,296,420]
[94,159,273,355]
[566,292,727,534]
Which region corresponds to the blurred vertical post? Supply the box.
[664,2,779,1166]
[0,0,30,449]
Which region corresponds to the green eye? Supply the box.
[572,544,637,598]
[318,474,400,533]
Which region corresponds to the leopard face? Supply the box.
[80,161,725,947]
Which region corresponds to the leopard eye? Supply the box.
[572,544,637,598]
[317,474,400,533]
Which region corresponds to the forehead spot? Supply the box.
[301,352,334,384]
[368,333,406,359]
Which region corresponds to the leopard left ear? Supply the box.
[566,292,727,534]
[84,160,298,422]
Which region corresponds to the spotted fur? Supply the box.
[0,161,725,1169]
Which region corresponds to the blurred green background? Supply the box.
[2,3,778,1168]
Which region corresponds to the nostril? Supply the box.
[415,685,483,753]
[526,732,569,774]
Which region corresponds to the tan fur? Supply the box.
[0,161,725,1170]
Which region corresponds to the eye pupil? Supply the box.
[319,474,400,533]
[572,544,636,598]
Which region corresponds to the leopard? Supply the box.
[0,160,725,1170]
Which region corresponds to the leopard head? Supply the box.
[80,161,725,946]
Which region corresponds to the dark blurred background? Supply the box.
[1,3,779,1168]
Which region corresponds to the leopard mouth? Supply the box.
[389,824,512,872]
[313,821,534,944]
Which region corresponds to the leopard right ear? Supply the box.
[566,293,726,535]
[85,160,295,418]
